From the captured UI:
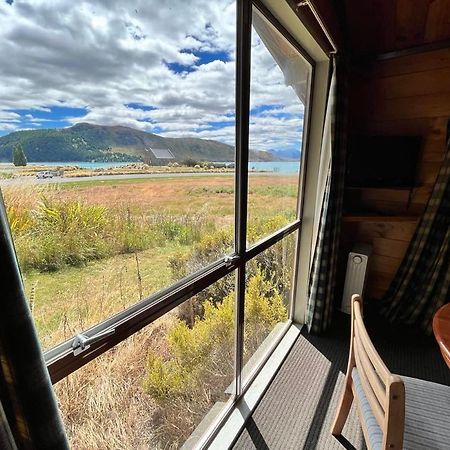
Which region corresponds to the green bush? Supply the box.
[144,269,288,446]
[8,194,215,273]
[181,158,201,167]
[169,216,295,323]
[144,271,287,403]
[14,197,111,271]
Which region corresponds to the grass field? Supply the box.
[2,173,298,448]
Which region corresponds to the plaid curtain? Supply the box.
[382,129,450,333]
[0,191,69,449]
[306,55,348,334]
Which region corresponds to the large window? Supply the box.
[247,8,311,245]
[0,0,313,448]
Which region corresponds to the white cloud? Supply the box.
[0,0,309,152]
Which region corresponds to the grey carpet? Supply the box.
[232,311,450,450]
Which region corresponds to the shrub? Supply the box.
[144,269,288,447]
[15,197,111,271]
[6,189,215,273]
[181,158,201,167]
[169,217,295,324]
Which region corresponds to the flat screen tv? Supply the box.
[346,135,422,188]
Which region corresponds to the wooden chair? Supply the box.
[331,294,450,450]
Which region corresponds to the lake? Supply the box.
[23,160,301,174]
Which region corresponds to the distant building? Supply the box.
[145,147,175,165]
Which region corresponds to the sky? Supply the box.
[0,0,308,154]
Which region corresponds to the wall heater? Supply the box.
[341,244,372,314]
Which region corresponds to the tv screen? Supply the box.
[346,135,422,188]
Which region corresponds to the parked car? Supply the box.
[36,171,54,179]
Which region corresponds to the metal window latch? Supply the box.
[72,328,115,356]
[224,254,239,267]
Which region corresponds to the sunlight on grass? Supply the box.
[2,174,298,449]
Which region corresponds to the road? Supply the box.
[0,170,278,187]
[0,171,233,186]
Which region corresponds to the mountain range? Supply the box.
[0,123,278,164]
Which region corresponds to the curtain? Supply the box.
[382,131,450,333]
[306,55,348,334]
[252,8,311,104]
[0,191,69,449]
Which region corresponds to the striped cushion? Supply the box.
[352,368,450,450]
[403,376,450,450]
[352,368,383,450]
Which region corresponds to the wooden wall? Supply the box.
[342,48,450,300]
[343,0,450,56]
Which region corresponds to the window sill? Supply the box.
[201,323,302,450]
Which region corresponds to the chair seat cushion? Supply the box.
[352,368,450,450]
[402,376,450,450]
[352,368,383,450]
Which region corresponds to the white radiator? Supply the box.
[341,244,372,314]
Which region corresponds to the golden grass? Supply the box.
[25,245,184,349]
[16,163,234,178]
[56,317,177,449]
[2,175,299,448]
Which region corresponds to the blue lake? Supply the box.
[247,161,300,174]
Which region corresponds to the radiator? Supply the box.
[341,244,372,314]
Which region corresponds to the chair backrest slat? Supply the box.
[354,327,387,412]
[353,340,385,427]
[351,295,405,450]
[353,302,390,383]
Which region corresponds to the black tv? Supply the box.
[346,135,422,188]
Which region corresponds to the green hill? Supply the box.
[0,123,275,164]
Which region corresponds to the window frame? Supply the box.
[40,0,315,409]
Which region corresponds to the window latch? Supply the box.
[224,254,239,267]
[72,328,115,356]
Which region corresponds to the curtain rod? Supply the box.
[297,0,338,54]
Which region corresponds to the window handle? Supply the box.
[72,328,115,356]
[224,254,239,267]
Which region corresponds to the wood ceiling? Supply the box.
[344,0,450,56]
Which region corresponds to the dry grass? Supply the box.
[1,175,299,448]
[16,163,234,178]
[25,246,182,348]
[56,317,177,449]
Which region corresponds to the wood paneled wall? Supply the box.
[343,0,450,56]
[342,48,449,300]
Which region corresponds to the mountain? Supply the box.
[0,123,276,164]
[269,149,301,161]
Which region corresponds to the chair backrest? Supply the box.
[350,295,405,450]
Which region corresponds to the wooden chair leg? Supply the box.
[331,376,354,436]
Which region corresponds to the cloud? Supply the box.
[0,0,309,153]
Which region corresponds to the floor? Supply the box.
[231,310,450,450]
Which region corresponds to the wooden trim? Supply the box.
[375,39,450,61]
[285,0,335,55]
[352,39,450,64]
[383,376,405,450]
[342,215,419,223]
[298,0,338,53]
[330,292,357,435]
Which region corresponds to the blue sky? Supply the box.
[1,106,88,133]
[166,49,230,74]
[0,0,307,153]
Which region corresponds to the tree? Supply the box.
[12,144,27,166]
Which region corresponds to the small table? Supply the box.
[433,303,450,369]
